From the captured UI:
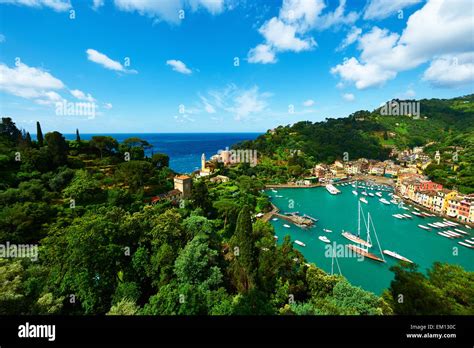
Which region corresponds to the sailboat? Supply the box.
[346,201,386,263]
[341,200,372,248]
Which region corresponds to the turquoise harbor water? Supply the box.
[268,183,474,295]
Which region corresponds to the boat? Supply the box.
[464,239,474,245]
[318,236,331,243]
[392,214,404,219]
[347,245,385,263]
[323,228,333,233]
[368,193,375,197]
[458,241,474,249]
[342,231,372,247]
[271,189,277,193]
[272,218,278,221]
[360,197,368,204]
[418,224,431,231]
[275,195,283,198]
[383,250,413,263]
[352,190,358,195]
[326,184,341,195]
[294,240,306,247]
[361,191,368,196]
[390,199,398,204]
[283,224,291,228]
[454,228,468,235]
[465,225,472,229]
[375,192,382,197]
[438,232,454,239]
[402,214,413,219]
[379,198,390,205]
[273,235,278,240]
[412,211,424,217]
[427,223,440,229]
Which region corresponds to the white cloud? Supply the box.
[86,48,136,73]
[342,93,355,101]
[332,0,474,89]
[103,102,113,109]
[166,59,192,74]
[92,0,104,10]
[113,0,228,24]
[70,89,96,102]
[202,84,272,121]
[259,17,316,52]
[337,26,361,51]
[364,0,422,20]
[331,57,396,89]
[0,0,72,12]
[248,0,357,64]
[303,99,315,107]
[423,53,474,88]
[247,44,276,64]
[0,62,64,102]
[200,96,216,113]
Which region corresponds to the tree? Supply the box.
[76,128,81,142]
[90,136,118,159]
[229,206,258,292]
[151,153,170,169]
[174,234,222,288]
[36,121,44,146]
[0,117,21,143]
[45,132,68,167]
[114,161,154,192]
[25,132,32,147]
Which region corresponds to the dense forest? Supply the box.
[235,94,474,191]
[0,113,473,315]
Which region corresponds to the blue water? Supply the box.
[60,133,261,173]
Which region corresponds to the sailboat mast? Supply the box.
[357,199,361,237]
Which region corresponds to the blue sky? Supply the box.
[0,0,473,134]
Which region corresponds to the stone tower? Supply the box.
[174,175,192,198]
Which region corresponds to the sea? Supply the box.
[268,184,474,295]
[62,133,261,173]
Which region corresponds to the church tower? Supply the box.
[201,153,206,171]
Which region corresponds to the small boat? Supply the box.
[352,190,358,195]
[275,195,283,198]
[465,225,472,229]
[390,199,398,204]
[283,224,291,228]
[271,189,277,193]
[418,224,431,231]
[323,228,333,233]
[458,241,474,249]
[454,228,468,235]
[438,232,454,239]
[318,236,331,243]
[383,250,413,263]
[361,191,368,196]
[273,235,278,240]
[342,231,372,248]
[464,239,474,245]
[427,223,441,229]
[379,198,390,205]
[347,245,385,263]
[412,211,424,217]
[272,218,278,221]
[294,240,306,247]
[375,192,382,197]
[402,214,413,219]
[368,193,375,197]
[360,197,368,204]
[392,214,404,219]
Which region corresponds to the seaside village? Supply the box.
[151,146,473,225]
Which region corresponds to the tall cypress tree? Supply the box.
[25,132,32,147]
[76,128,81,142]
[231,205,258,292]
[36,121,44,146]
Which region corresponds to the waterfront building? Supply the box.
[174,175,192,198]
[368,163,385,176]
[447,197,461,219]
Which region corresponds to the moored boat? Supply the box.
[458,241,474,249]
[283,224,291,228]
[294,240,306,247]
[323,228,333,233]
[342,231,372,248]
[360,197,368,204]
[318,236,330,243]
[347,245,385,263]
[383,250,413,263]
[418,224,431,230]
